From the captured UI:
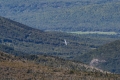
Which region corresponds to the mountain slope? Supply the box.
[1,16,120,74]
[0,51,75,80]
[1,50,120,80]
[0,0,120,32]
[0,16,94,59]
[1,16,120,60]
[75,40,120,73]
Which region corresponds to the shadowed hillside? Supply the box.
[1,16,120,60]
[75,40,120,73]
[0,16,92,59]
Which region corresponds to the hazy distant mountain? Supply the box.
[0,0,120,32]
[75,40,120,73]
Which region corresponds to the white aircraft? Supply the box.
[64,39,67,45]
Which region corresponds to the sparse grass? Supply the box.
[0,51,120,80]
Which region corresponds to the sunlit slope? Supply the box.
[0,50,120,80]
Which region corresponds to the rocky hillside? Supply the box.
[0,50,120,80]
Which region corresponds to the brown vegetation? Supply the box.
[0,51,120,80]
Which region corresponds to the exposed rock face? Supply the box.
[90,58,106,67]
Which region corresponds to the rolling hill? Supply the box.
[0,49,120,80]
[75,40,120,73]
[1,16,120,74]
[1,16,120,60]
[0,0,120,32]
[0,16,92,59]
